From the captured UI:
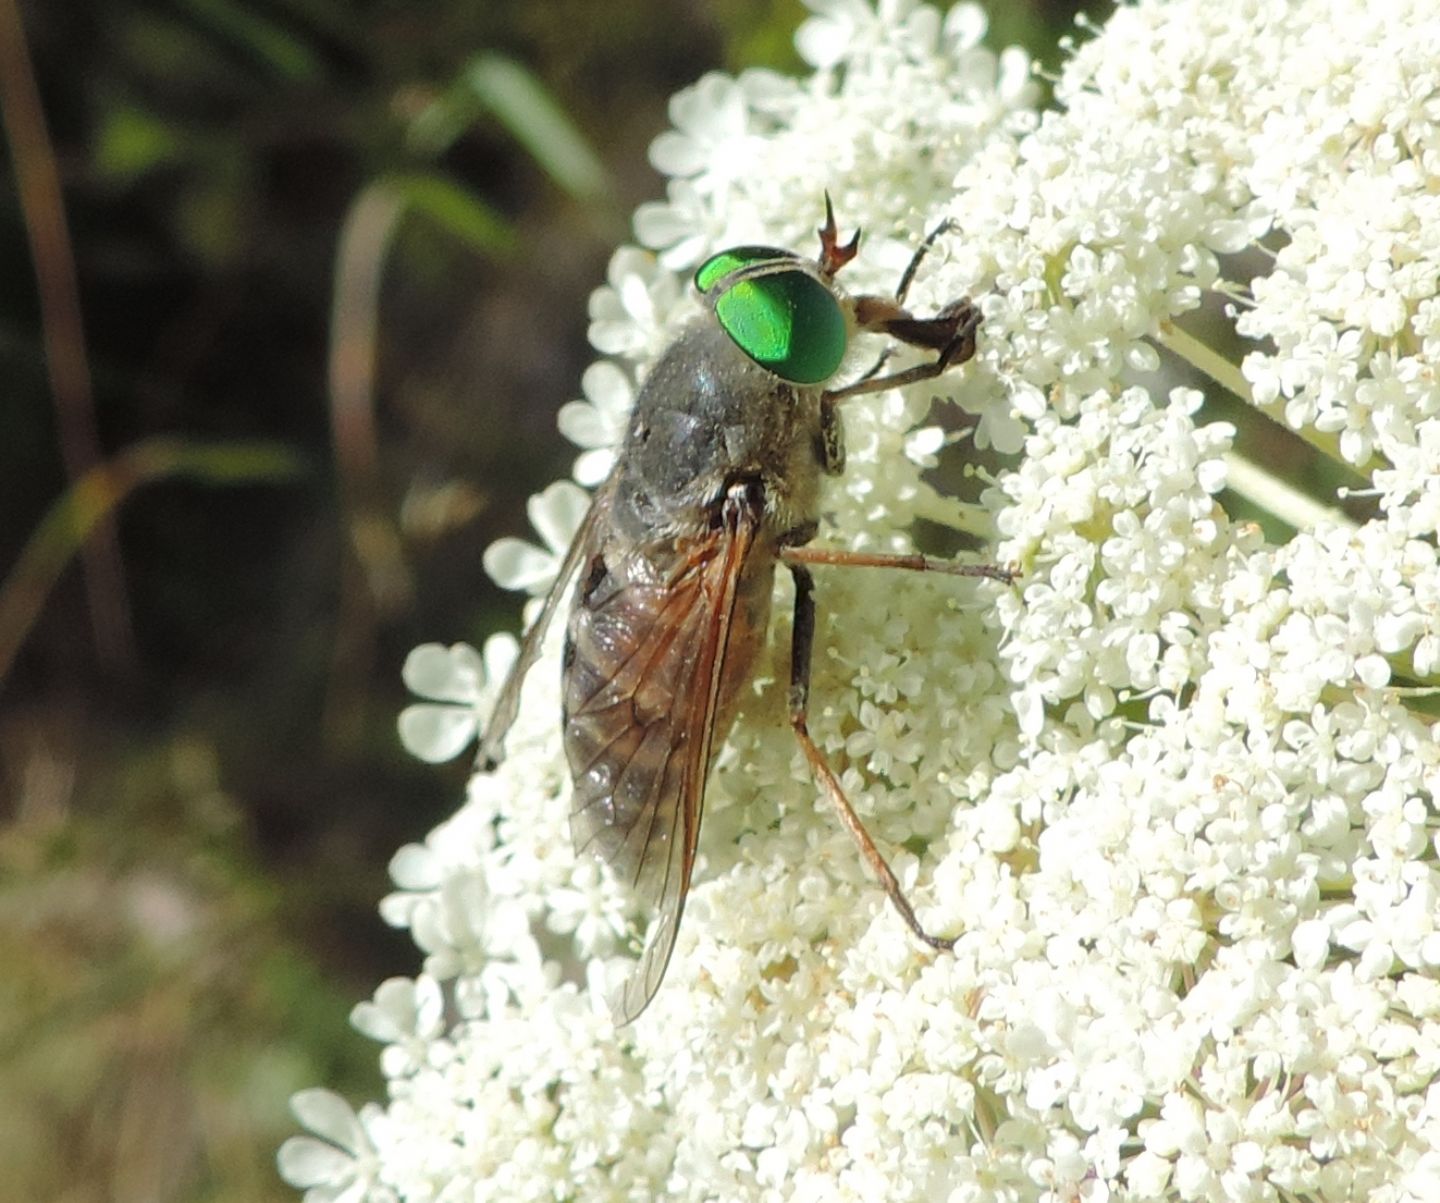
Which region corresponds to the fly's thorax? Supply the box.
[612,319,830,545]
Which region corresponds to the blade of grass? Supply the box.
[0,438,304,689]
[175,0,323,82]
[464,53,612,204]
[383,172,516,256]
[328,174,511,608]
[324,175,512,747]
[0,0,134,670]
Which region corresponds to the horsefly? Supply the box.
[480,200,1011,1023]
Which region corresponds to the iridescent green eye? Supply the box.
[695,246,848,385]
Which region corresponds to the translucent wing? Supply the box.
[477,484,610,770]
[563,489,762,1023]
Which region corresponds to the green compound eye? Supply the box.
[695,246,848,385]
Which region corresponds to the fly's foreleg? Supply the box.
[896,216,955,304]
[826,297,982,404]
[836,210,983,404]
[783,560,958,952]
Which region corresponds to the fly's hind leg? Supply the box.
[784,544,1013,584]
[783,560,958,952]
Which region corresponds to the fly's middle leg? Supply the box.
[782,560,959,953]
[783,544,1014,583]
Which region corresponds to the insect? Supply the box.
[479,200,1011,1024]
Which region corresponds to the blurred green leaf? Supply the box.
[94,104,186,182]
[382,172,517,256]
[176,0,324,81]
[115,12,256,92]
[406,83,479,158]
[155,439,309,484]
[176,171,253,267]
[464,52,611,203]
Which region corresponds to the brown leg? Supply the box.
[785,561,956,951]
[783,543,1014,584]
[828,214,973,399]
[826,298,982,404]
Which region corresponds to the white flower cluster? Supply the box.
[282,1,1440,1200]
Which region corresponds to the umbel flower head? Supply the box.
[281,1,1440,1199]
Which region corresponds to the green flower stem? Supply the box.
[1156,320,1384,481]
[1221,451,1354,534]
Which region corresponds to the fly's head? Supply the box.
[692,200,857,388]
[693,198,979,392]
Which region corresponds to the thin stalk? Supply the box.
[1157,320,1384,482]
[0,438,302,688]
[0,0,133,668]
[1222,452,1355,534]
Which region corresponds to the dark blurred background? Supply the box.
[0,2,1084,1199]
